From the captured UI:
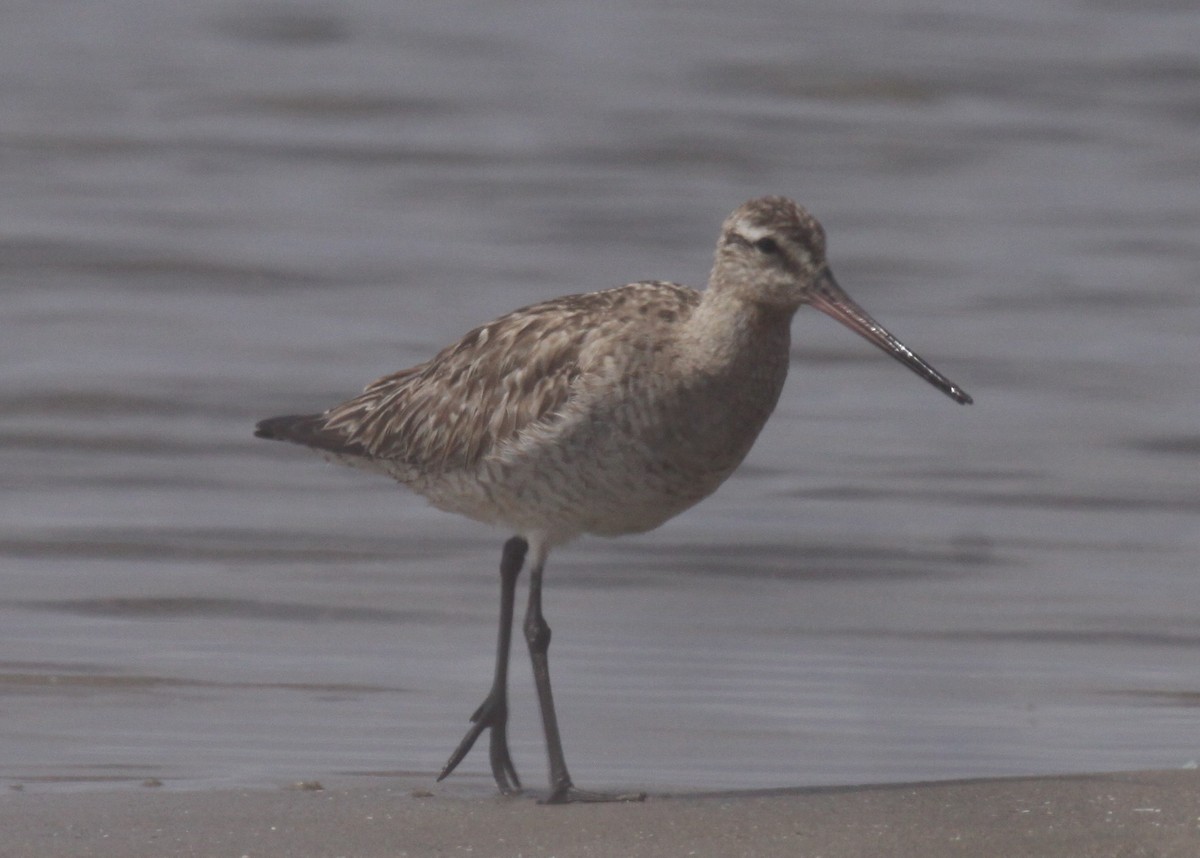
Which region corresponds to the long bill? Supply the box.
[807,269,973,405]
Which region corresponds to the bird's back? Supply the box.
[260,283,713,497]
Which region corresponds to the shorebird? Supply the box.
[255,196,972,803]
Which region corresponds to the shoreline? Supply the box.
[4,769,1198,857]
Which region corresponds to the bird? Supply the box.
[254,196,972,803]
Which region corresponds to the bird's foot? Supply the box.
[541,782,647,804]
[438,691,521,795]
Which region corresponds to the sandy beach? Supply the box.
[4,769,1198,857]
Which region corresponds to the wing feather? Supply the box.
[263,282,700,474]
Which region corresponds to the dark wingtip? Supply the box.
[254,416,287,440]
[254,414,321,443]
[253,412,372,458]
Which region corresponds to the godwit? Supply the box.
[255,196,972,803]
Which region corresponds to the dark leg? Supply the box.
[438,536,527,795]
[523,545,646,804]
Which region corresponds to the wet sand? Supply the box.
[5,770,1198,857]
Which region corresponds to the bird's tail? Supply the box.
[254,413,321,442]
[254,413,374,458]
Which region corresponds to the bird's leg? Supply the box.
[438,536,527,795]
[523,546,646,804]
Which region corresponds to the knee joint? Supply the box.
[524,614,551,652]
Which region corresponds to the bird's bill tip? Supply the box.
[946,384,973,405]
[809,271,972,406]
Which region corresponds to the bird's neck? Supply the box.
[684,286,795,379]
[658,285,793,480]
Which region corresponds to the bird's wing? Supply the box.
[316,283,698,472]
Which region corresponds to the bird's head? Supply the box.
[713,196,972,405]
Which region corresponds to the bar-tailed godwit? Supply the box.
[255,196,972,803]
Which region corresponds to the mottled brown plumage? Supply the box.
[254,196,971,803]
[321,282,699,474]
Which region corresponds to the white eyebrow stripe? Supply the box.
[730,218,771,242]
[729,219,813,268]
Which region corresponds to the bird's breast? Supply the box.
[432,311,791,540]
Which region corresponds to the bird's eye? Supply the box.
[754,237,780,255]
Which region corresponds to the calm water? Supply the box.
[3,0,1199,793]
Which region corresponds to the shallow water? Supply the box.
[3,0,1199,793]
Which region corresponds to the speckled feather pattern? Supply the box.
[322,282,699,473]
[256,196,968,546]
[269,273,791,544]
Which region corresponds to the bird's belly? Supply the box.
[414,393,770,543]
[419,453,728,543]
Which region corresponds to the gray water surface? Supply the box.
[3,0,1199,793]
